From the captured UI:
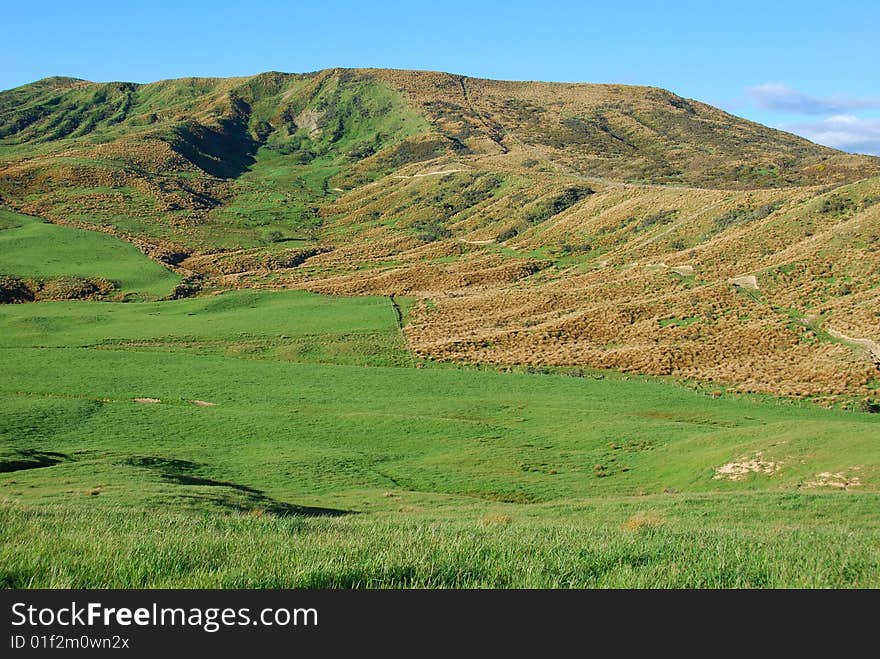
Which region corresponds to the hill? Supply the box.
[2,68,880,400]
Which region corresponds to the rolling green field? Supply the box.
[0,208,180,299]
[2,281,879,587]
[0,289,411,366]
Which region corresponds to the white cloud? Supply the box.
[747,83,880,115]
[781,115,880,156]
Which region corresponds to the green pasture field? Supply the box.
[0,208,180,299]
[1,287,878,587]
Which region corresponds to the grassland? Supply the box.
[0,208,179,299]
[3,498,879,588]
[1,287,878,588]
[0,289,410,365]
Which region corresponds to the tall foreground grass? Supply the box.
[2,504,878,588]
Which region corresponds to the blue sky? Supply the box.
[4,0,878,154]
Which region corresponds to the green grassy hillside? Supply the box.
[0,208,179,299]
[0,70,433,250]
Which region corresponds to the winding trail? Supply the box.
[824,327,880,365]
[457,238,496,245]
[392,169,467,179]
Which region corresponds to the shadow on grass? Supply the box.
[0,449,71,473]
[126,455,353,518]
